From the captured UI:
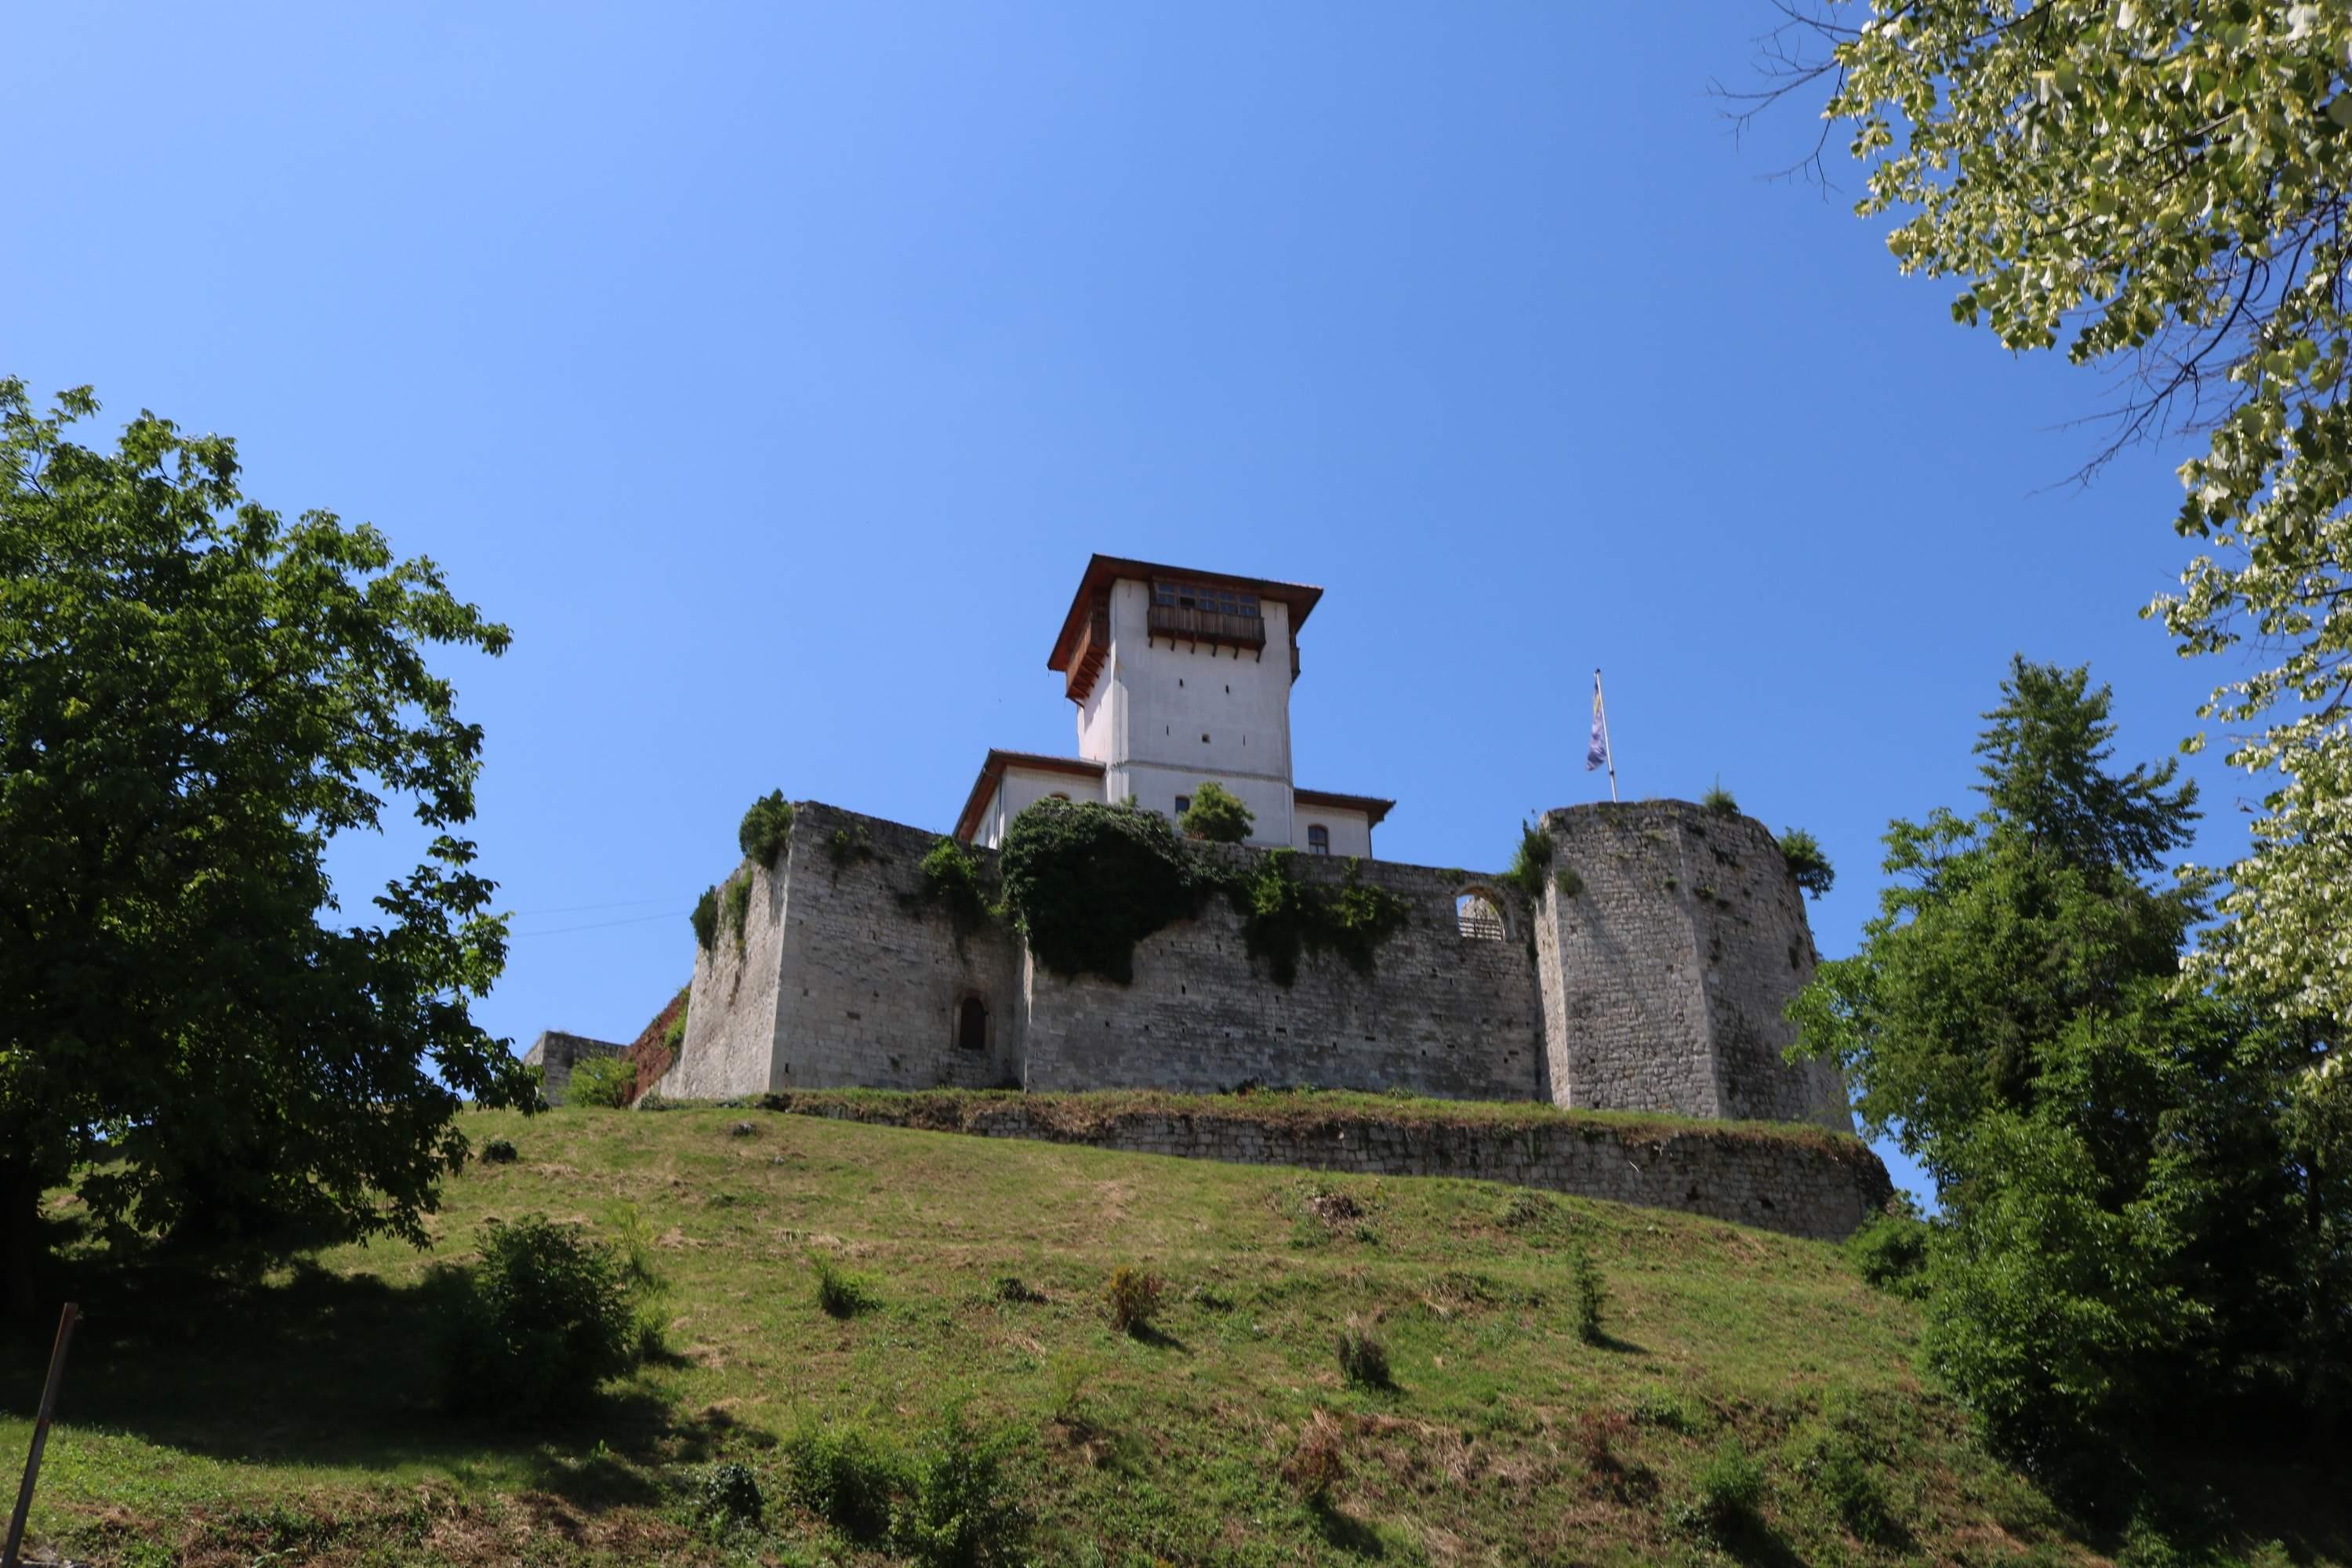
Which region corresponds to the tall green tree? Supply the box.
[1744,0,2352,1035]
[1793,659,2347,1477]
[0,380,533,1316]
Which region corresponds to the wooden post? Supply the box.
[2,1303,78,1568]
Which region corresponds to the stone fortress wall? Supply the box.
[662,798,1849,1131]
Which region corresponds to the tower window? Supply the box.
[1307,824,1330,855]
[1174,794,1191,817]
[956,996,987,1052]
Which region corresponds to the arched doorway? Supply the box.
[956,996,989,1052]
[1456,889,1507,941]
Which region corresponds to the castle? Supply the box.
[644,555,1853,1138]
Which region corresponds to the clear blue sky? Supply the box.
[5,4,2246,1204]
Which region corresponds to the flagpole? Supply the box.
[1595,667,1618,803]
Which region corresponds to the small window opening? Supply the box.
[1174,794,1191,817]
[956,996,988,1052]
[1050,792,1069,801]
[1457,892,1506,941]
[1201,732,1210,743]
[1307,824,1330,855]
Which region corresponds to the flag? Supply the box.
[1586,670,1610,772]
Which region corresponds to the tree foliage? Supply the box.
[1178,780,1254,844]
[1791,659,2349,1482]
[738,790,794,867]
[0,381,531,1315]
[1777,827,1836,899]
[1748,0,2352,1030]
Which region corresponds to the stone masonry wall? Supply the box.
[1018,848,1545,1102]
[765,803,1025,1092]
[771,1093,1893,1241]
[1537,801,1849,1131]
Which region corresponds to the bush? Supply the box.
[894,1407,1030,1568]
[1178,781,1254,844]
[1501,819,1554,901]
[1336,1327,1392,1389]
[441,1214,641,1420]
[1693,1437,1765,1531]
[1777,826,1835,899]
[811,1254,879,1318]
[999,799,1208,982]
[782,1420,902,1541]
[696,1460,764,1530]
[691,885,719,952]
[480,1137,519,1165]
[1553,865,1584,898]
[662,993,689,1054]
[1570,1243,1609,1345]
[1105,1265,1164,1335]
[1702,779,1739,815]
[568,1054,637,1109]
[739,790,794,866]
[993,1275,1045,1305]
[1845,1203,1932,1301]
[1282,1410,1346,1504]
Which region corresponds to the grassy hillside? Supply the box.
[3,1101,2341,1567]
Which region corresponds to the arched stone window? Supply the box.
[956,996,988,1052]
[1306,824,1330,855]
[1457,890,1506,941]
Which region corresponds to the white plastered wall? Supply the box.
[976,765,1108,848]
[1294,805,1372,858]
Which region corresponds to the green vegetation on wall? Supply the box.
[1701,780,1739,816]
[1233,851,1412,987]
[1776,828,1835,900]
[1499,819,1553,902]
[917,836,996,941]
[738,791,794,867]
[691,886,719,953]
[1178,781,1254,844]
[997,799,1210,983]
[722,872,753,952]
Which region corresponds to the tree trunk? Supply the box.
[1,1154,42,1324]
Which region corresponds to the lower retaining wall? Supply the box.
[746,1091,1893,1241]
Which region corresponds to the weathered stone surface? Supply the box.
[522,1029,628,1105]
[763,1091,1891,1241]
[654,797,1857,1213]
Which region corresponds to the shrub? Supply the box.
[1777,826,1835,899]
[920,837,994,936]
[1845,1203,1932,1301]
[1178,781,1254,844]
[1336,1327,1392,1389]
[1701,779,1739,815]
[894,1407,1030,1568]
[999,799,1208,982]
[1553,865,1584,898]
[782,1421,902,1541]
[1282,1410,1346,1504]
[1632,1388,1700,1434]
[993,1275,1045,1305]
[811,1254,879,1318]
[722,872,754,949]
[1570,1243,1609,1345]
[1812,1438,1900,1545]
[1501,819,1554,901]
[1693,1437,1765,1531]
[739,790,794,866]
[691,886,719,952]
[1105,1265,1164,1335]
[480,1137,519,1165]
[568,1054,637,1109]
[696,1460,764,1530]
[440,1214,640,1420]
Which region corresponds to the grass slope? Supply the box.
[3,1102,2342,1567]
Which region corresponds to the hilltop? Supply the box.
[3,1098,2343,1566]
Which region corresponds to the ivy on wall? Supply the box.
[1232,850,1412,986]
[998,799,1412,988]
[998,798,1210,983]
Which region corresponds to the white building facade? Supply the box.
[955,556,1392,856]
